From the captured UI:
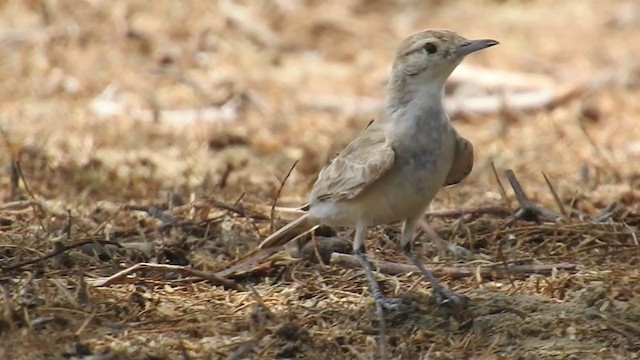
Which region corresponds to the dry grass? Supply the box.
[1,0,640,359]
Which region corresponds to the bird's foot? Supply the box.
[379,297,408,312]
[432,286,469,311]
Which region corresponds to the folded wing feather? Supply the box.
[311,125,396,202]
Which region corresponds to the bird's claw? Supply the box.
[380,297,408,312]
[433,288,469,311]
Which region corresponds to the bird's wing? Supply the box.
[311,125,395,202]
[444,133,474,186]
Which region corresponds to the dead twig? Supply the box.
[542,172,568,217]
[12,160,50,234]
[1,239,123,272]
[424,206,511,219]
[271,160,299,233]
[330,252,576,279]
[505,169,561,223]
[491,162,511,209]
[9,158,20,201]
[208,198,270,221]
[87,262,244,291]
[246,284,275,318]
[0,200,36,211]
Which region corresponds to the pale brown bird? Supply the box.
[261,28,497,337]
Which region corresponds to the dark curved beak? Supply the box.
[455,39,499,57]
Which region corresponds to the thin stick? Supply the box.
[246,284,274,318]
[88,262,244,291]
[9,158,20,201]
[542,172,567,217]
[270,160,298,233]
[491,162,511,208]
[14,160,49,234]
[505,169,561,222]
[424,206,511,218]
[208,198,270,221]
[330,252,576,279]
[2,239,123,271]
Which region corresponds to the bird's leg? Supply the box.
[401,216,468,310]
[353,221,406,311]
[353,221,404,360]
[418,218,472,260]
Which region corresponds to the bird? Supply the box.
[260,28,498,333]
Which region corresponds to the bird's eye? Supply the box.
[423,42,438,55]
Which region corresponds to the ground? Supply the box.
[1,0,640,359]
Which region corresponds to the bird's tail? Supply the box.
[258,213,313,249]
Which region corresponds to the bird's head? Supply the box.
[391,29,498,88]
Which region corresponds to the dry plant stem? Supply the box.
[0,200,38,211]
[424,206,511,218]
[9,158,20,201]
[74,311,96,336]
[491,162,512,208]
[217,162,234,189]
[14,160,49,234]
[330,253,576,279]
[542,172,568,217]
[208,198,270,221]
[310,233,328,266]
[505,169,561,222]
[89,262,244,291]
[246,284,275,319]
[271,160,298,233]
[1,239,123,271]
[221,192,264,238]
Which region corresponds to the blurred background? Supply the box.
[1,1,640,358]
[1,0,639,208]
